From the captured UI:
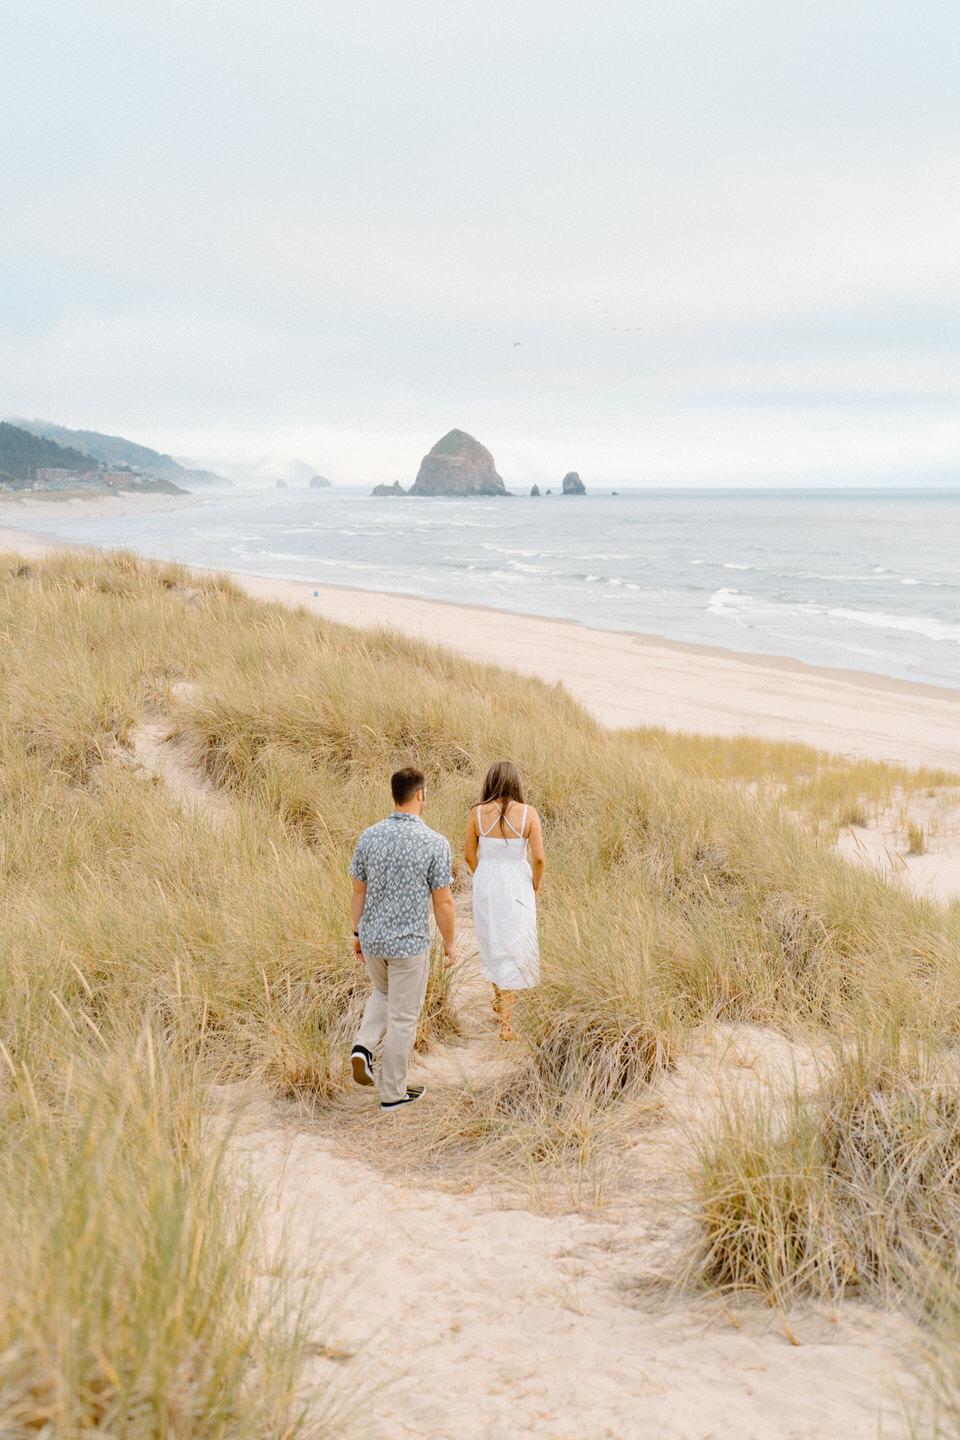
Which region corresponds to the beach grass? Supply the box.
[3,545,960,1425]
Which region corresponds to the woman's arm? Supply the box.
[527,809,546,892]
[463,807,480,873]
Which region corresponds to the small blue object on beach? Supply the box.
[314,591,318,596]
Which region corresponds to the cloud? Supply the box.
[2,0,959,483]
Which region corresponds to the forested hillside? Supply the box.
[0,421,94,482]
[9,418,230,488]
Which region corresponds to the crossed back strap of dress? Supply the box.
[479,802,528,840]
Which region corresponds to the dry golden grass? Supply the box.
[690,1037,960,1317]
[3,546,960,1428]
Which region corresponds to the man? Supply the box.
[349,766,457,1111]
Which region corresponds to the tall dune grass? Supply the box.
[691,1038,960,1316]
[3,546,960,1423]
[0,1033,317,1437]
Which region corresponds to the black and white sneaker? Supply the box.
[380,1085,426,1112]
[349,1046,375,1087]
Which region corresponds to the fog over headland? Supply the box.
[3,0,959,487]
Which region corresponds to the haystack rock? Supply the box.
[409,429,506,496]
[530,484,541,496]
[309,475,332,488]
[371,481,406,496]
[562,471,586,495]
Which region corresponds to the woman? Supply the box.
[464,760,546,1040]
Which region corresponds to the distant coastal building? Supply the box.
[29,466,148,490]
[35,467,80,483]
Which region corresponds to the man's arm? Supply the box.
[351,878,367,958]
[431,886,457,968]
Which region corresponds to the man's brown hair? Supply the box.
[391,766,425,806]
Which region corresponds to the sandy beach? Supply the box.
[0,491,201,524]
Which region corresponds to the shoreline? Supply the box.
[3,521,960,770]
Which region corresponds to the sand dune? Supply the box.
[2,523,952,1436]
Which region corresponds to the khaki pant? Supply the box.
[354,949,430,1104]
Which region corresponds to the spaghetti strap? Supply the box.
[479,802,527,839]
[502,804,527,839]
[478,805,500,838]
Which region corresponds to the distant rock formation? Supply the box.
[562,471,586,495]
[309,474,331,488]
[275,479,287,488]
[545,488,553,495]
[530,484,540,496]
[372,481,406,496]
[409,429,506,496]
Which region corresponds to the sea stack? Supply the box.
[275,479,288,488]
[409,429,506,496]
[309,475,332,488]
[530,483,540,496]
[371,481,406,496]
[562,471,586,495]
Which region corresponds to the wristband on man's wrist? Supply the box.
[353,930,360,937]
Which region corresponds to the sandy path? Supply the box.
[230,1010,921,1440]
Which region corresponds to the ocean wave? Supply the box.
[827,607,960,643]
[254,550,317,562]
[482,544,546,557]
[710,588,960,647]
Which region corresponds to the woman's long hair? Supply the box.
[478,760,525,834]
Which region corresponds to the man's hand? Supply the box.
[431,886,457,971]
[351,878,367,963]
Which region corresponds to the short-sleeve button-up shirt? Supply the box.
[349,812,453,959]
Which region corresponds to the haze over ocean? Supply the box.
[20,487,960,690]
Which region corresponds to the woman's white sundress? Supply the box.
[472,804,540,990]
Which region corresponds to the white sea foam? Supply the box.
[827,607,960,643]
[707,587,748,616]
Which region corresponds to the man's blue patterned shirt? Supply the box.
[350,813,452,958]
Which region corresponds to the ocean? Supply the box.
[20,487,960,690]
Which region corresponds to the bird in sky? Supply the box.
[512,341,522,347]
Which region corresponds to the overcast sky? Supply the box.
[3,0,959,486]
